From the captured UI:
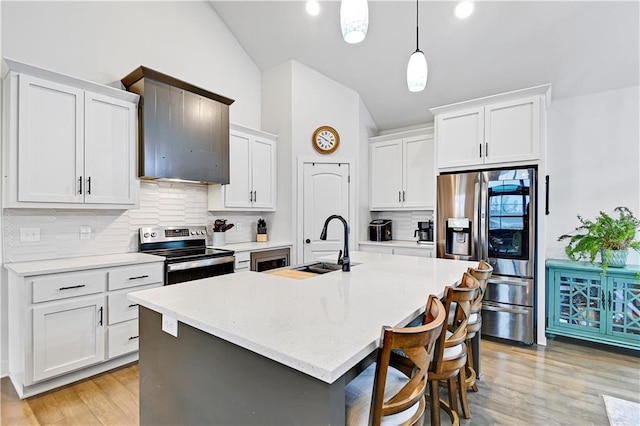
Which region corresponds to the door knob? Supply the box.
[305,239,311,244]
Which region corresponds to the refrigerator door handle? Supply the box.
[482,302,530,315]
[478,174,488,261]
[488,278,529,287]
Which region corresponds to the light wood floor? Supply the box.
[1,337,638,425]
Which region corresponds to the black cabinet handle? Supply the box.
[253,191,257,202]
[98,306,103,326]
[128,336,139,341]
[87,177,91,195]
[305,239,311,244]
[128,303,138,308]
[78,176,83,194]
[479,144,482,158]
[608,291,612,310]
[601,291,605,307]
[128,275,149,280]
[402,191,406,202]
[485,142,488,157]
[398,191,401,202]
[59,284,86,291]
[545,175,550,215]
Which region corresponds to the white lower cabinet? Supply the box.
[107,320,139,359]
[7,256,163,398]
[32,295,106,382]
[359,243,434,258]
[234,251,251,272]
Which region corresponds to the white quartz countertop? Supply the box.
[359,240,434,249]
[207,241,293,252]
[128,251,476,384]
[4,253,165,276]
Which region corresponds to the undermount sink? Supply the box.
[290,261,360,275]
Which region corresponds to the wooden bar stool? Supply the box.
[428,276,479,425]
[345,295,446,426]
[465,260,493,392]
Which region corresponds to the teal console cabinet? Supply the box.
[546,259,639,350]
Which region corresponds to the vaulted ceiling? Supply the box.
[211,1,639,131]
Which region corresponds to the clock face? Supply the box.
[312,126,340,154]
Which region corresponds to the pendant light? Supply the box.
[340,0,369,44]
[407,0,428,92]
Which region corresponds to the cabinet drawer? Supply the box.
[108,263,163,291]
[108,320,139,359]
[108,283,162,325]
[32,271,106,303]
[235,251,251,271]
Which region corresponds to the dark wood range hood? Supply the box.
[121,67,234,184]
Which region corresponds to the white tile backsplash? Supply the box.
[370,210,434,241]
[2,181,268,263]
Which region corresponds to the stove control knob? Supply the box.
[151,232,157,237]
[191,231,196,235]
[143,232,150,238]
[200,230,206,235]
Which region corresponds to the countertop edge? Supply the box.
[359,240,434,249]
[4,253,166,276]
[208,241,293,252]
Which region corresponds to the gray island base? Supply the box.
[130,252,478,424]
[139,307,361,425]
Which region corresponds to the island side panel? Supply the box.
[138,307,346,425]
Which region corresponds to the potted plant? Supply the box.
[558,206,640,273]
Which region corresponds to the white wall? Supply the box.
[263,60,374,264]
[1,1,261,128]
[262,62,293,249]
[546,86,640,266]
[0,0,263,376]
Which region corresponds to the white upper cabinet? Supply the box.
[370,129,435,211]
[432,85,550,171]
[3,59,140,209]
[208,124,276,211]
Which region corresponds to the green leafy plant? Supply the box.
[558,206,640,273]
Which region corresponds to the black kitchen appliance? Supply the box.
[139,226,235,285]
[369,219,392,241]
[414,220,433,243]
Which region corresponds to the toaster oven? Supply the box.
[369,219,392,241]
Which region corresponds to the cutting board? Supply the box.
[268,269,316,280]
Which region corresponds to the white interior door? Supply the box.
[302,162,350,263]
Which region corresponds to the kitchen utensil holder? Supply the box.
[257,233,268,242]
[213,232,226,246]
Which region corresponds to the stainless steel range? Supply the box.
[139,226,235,285]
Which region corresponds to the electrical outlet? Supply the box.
[19,227,40,242]
[79,226,92,240]
[235,222,242,232]
[162,314,178,337]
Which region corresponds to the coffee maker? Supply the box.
[414,220,434,244]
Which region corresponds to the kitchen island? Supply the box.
[128,251,477,425]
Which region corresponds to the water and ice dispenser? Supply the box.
[445,218,471,256]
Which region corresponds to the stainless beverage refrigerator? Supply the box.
[437,167,536,344]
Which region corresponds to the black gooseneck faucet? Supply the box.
[319,214,350,272]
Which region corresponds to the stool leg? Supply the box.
[447,377,459,417]
[430,379,441,426]
[466,342,478,392]
[458,366,471,419]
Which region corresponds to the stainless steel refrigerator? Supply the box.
[437,167,536,344]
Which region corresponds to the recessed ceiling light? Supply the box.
[306,1,320,16]
[455,1,474,19]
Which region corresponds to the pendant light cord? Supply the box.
[415,0,420,52]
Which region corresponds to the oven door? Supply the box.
[165,256,235,285]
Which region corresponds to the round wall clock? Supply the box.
[312,126,340,154]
